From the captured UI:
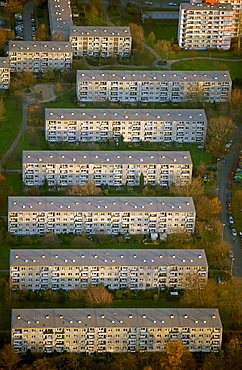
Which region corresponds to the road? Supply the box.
[23,1,34,41]
[217,126,242,277]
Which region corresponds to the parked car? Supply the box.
[220,156,226,164]
[169,2,177,5]
[144,1,153,4]
[229,216,234,224]
[231,229,237,237]
[228,250,234,258]
[227,191,232,198]
[229,172,235,180]
[227,183,232,189]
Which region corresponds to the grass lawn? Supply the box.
[171,59,242,79]
[144,19,178,42]
[111,17,130,27]
[44,89,79,109]
[0,99,22,161]
[5,129,48,170]
[169,49,242,61]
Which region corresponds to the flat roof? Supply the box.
[69,26,131,38]
[9,41,72,53]
[10,248,207,267]
[8,196,196,213]
[0,57,9,68]
[76,70,232,83]
[45,108,207,122]
[12,308,222,329]
[48,0,73,38]
[181,2,232,11]
[22,150,192,166]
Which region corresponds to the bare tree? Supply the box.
[128,23,144,46]
[67,180,102,196]
[206,116,235,154]
[40,232,61,248]
[169,177,204,205]
[86,286,113,307]
[52,32,66,41]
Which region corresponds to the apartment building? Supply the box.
[48,0,73,40]
[178,3,233,50]
[22,150,193,187]
[205,0,242,38]
[10,248,208,291]
[69,26,132,58]
[12,308,222,353]
[0,57,10,89]
[8,41,72,73]
[76,70,232,103]
[8,196,196,236]
[45,108,207,144]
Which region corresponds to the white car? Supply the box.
[232,229,237,237]
[229,216,234,224]
[169,2,177,5]
[145,1,153,4]
[228,250,233,258]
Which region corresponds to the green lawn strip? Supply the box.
[43,90,79,109]
[171,59,242,79]
[111,17,130,27]
[169,49,241,61]
[5,172,23,195]
[4,128,48,170]
[143,19,178,42]
[0,99,22,161]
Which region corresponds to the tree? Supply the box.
[0,28,14,49]
[160,341,196,370]
[196,196,222,220]
[68,289,85,302]
[5,0,24,15]
[40,232,61,248]
[229,88,242,122]
[27,104,44,127]
[22,71,36,90]
[169,177,204,204]
[86,286,113,307]
[128,23,144,46]
[0,344,21,370]
[181,279,218,308]
[52,32,66,41]
[154,39,173,59]
[42,67,54,81]
[35,24,49,41]
[31,357,58,370]
[22,235,33,246]
[71,235,95,248]
[66,180,102,196]
[139,172,144,187]
[206,116,235,154]
[148,31,155,43]
[218,277,242,318]
[205,240,230,266]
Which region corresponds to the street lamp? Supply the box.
[230,257,235,276]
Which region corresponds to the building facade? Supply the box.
[69,26,132,58]
[76,70,232,103]
[45,108,207,143]
[22,150,193,187]
[0,57,10,89]
[48,0,73,40]
[8,196,196,236]
[178,3,233,50]
[8,41,72,73]
[205,0,242,38]
[10,249,208,291]
[12,308,223,353]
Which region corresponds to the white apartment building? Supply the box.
[69,26,132,58]
[48,0,73,40]
[8,196,196,236]
[8,41,72,73]
[10,248,208,291]
[45,108,207,144]
[12,308,223,353]
[0,57,10,89]
[178,3,233,50]
[22,150,193,187]
[76,70,232,103]
[210,0,242,38]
